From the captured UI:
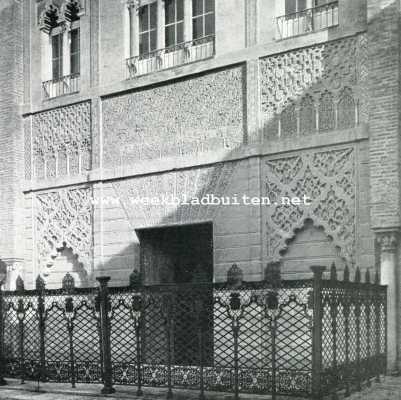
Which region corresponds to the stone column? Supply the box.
[157,0,165,49]
[376,231,399,374]
[183,0,192,42]
[128,3,139,58]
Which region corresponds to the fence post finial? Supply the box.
[330,263,337,281]
[36,275,46,291]
[354,267,361,283]
[344,264,350,282]
[16,276,24,292]
[227,264,243,288]
[62,273,75,293]
[365,269,371,284]
[375,269,380,284]
[129,269,142,287]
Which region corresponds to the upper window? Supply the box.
[139,3,157,55]
[51,32,63,80]
[70,28,80,76]
[192,0,215,40]
[38,0,83,99]
[285,0,307,15]
[126,0,216,78]
[165,0,184,48]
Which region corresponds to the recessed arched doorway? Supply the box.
[279,219,345,279]
[43,244,88,288]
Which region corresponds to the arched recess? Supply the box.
[279,219,346,280]
[43,243,88,289]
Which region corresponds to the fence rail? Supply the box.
[0,264,386,399]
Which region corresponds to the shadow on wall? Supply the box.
[31,0,398,289]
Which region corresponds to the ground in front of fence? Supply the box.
[0,379,307,400]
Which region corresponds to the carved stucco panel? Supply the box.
[102,67,244,168]
[260,34,367,136]
[31,102,91,180]
[111,162,238,228]
[265,148,355,264]
[35,187,93,273]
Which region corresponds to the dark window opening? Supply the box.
[70,28,80,75]
[192,0,215,40]
[165,0,184,48]
[139,2,158,55]
[52,33,63,80]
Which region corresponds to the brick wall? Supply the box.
[368,0,401,229]
[0,0,24,261]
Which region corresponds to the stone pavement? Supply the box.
[1,378,401,400]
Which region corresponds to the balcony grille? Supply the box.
[276,1,339,40]
[42,73,80,99]
[126,35,215,79]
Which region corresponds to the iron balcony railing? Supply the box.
[276,1,339,39]
[42,73,80,99]
[126,35,215,79]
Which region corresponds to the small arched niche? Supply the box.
[280,219,345,280]
[44,244,88,289]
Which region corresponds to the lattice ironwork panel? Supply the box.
[3,295,20,378]
[110,290,138,385]
[141,292,168,387]
[71,294,101,383]
[45,295,70,382]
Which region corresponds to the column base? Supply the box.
[101,386,115,395]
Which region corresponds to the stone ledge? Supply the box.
[22,125,368,194]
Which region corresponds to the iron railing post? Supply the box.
[36,276,46,384]
[311,266,326,400]
[17,299,25,384]
[354,268,362,392]
[96,277,115,395]
[0,279,7,386]
[162,293,174,400]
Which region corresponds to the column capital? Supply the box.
[375,230,399,253]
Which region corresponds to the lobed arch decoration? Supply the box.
[38,0,84,33]
[260,34,367,139]
[42,242,89,288]
[265,147,355,265]
[35,186,93,281]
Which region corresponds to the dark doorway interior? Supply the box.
[137,222,213,285]
[137,222,214,367]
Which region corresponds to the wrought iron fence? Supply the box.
[125,35,215,79]
[0,264,386,399]
[42,73,80,99]
[276,1,339,40]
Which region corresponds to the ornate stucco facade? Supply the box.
[1,0,401,370]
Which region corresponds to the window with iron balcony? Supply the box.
[126,0,215,79]
[38,0,83,99]
[276,0,339,40]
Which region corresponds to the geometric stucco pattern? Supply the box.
[30,101,91,180]
[35,186,93,272]
[112,162,238,228]
[260,34,367,138]
[102,67,244,168]
[265,147,355,264]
